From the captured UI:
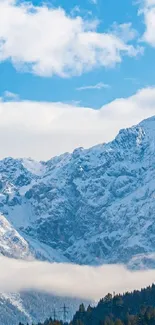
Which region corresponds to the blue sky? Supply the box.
[0,0,154,109]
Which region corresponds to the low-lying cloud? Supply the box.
[0,256,155,300]
[0,87,155,160]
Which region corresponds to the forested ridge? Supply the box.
[18,284,155,325]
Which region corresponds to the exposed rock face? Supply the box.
[1,116,155,323]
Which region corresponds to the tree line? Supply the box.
[19,284,155,325]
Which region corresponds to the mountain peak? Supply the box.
[1,116,155,324]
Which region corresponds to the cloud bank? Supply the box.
[0,87,155,159]
[0,256,155,300]
[0,0,142,77]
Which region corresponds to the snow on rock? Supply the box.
[1,116,155,265]
[21,158,46,176]
[1,293,32,323]
[1,116,155,323]
[0,214,31,259]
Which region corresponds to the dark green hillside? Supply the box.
[18,284,155,325]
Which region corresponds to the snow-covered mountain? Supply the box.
[1,115,155,323]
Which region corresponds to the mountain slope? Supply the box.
[1,116,155,265]
[1,116,155,323]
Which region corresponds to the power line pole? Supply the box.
[52,308,58,321]
[61,304,69,323]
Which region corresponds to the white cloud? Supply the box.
[144,0,155,6]
[71,6,81,16]
[0,0,142,77]
[89,0,97,4]
[76,82,110,90]
[0,256,155,300]
[0,87,155,160]
[3,90,19,100]
[140,0,155,46]
[111,22,138,42]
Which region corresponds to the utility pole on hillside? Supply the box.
[52,308,58,321]
[61,304,69,323]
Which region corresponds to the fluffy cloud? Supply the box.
[1,256,155,300]
[0,0,142,77]
[0,87,155,160]
[110,22,138,42]
[3,90,19,100]
[140,0,155,46]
